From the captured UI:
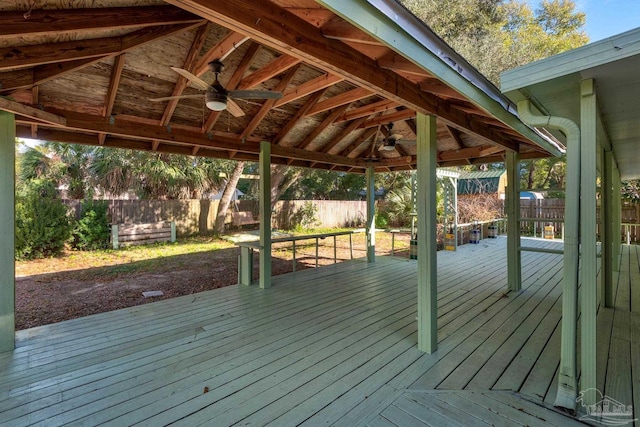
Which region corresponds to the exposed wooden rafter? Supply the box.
[0,22,204,92]
[238,54,302,89]
[0,6,202,38]
[296,104,350,149]
[240,65,300,139]
[166,0,520,152]
[274,88,328,145]
[274,74,343,107]
[203,42,262,132]
[306,87,371,117]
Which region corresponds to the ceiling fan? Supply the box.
[149,59,283,117]
[376,123,415,152]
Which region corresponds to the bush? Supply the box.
[72,201,111,250]
[291,201,320,231]
[15,180,73,260]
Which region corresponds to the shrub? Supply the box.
[291,201,320,231]
[72,201,111,250]
[15,180,73,260]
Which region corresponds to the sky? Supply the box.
[528,0,640,42]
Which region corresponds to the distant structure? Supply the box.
[457,170,507,199]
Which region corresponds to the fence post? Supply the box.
[111,224,119,250]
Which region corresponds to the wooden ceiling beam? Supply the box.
[445,125,465,149]
[305,87,371,117]
[274,74,343,107]
[438,145,497,162]
[320,117,366,154]
[358,109,416,129]
[98,53,126,145]
[273,88,328,145]
[0,5,202,38]
[238,54,302,89]
[0,97,66,126]
[167,0,521,152]
[339,127,377,157]
[0,22,203,92]
[194,31,249,75]
[16,109,364,168]
[296,104,350,150]
[103,54,126,119]
[204,42,261,132]
[334,99,397,123]
[377,54,430,76]
[240,65,300,139]
[160,23,212,126]
[321,20,383,46]
[0,22,205,71]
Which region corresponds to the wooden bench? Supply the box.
[111,221,176,249]
[232,211,259,228]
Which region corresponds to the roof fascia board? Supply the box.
[501,27,640,93]
[314,0,562,157]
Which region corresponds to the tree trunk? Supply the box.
[214,161,245,234]
[270,165,302,211]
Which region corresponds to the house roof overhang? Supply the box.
[501,27,640,180]
[1,0,561,173]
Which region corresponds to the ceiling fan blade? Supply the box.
[170,67,211,91]
[228,89,283,100]
[149,94,204,102]
[396,139,417,144]
[226,99,246,117]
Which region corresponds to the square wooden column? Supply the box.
[259,141,272,289]
[601,149,614,306]
[0,111,15,353]
[365,166,375,263]
[505,151,521,292]
[612,165,621,271]
[580,78,597,406]
[416,113,437,354]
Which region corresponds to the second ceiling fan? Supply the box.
[150,59,283,117]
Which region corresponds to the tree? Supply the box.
[400,0,588,83]
[400,0,587,186]
[214,161,245,234]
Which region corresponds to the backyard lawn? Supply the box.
[15,230,411,330]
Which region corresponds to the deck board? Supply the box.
[0,237,637,426]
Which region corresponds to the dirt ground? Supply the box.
[15,233,411,330]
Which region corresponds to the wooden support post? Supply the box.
[239,246,253,285]
[580,78,597,406]
[416,113,437,354]
[349,234,353,259]
[292,241,296,272]
[365,166,375,263]
[602,149,614,306]
[612,165,621,271]
[333,235,337,263]
[506,151,521,292]
[111,224,119,250]
[170,220,176,243]
[259,141,272,289]
[0,111,15,353]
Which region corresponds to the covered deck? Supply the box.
[2,238,637,426]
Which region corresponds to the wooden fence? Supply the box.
[520,199,640,242]
[65,199,367,236]
[65,198,640,242]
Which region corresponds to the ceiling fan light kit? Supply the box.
[205,87,227,111]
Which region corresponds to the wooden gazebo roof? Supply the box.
[1,0,562,173]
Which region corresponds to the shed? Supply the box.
[457,170,507,198]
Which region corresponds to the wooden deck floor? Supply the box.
[0,238,637,426]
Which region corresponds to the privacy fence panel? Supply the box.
[65,199,368,236]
